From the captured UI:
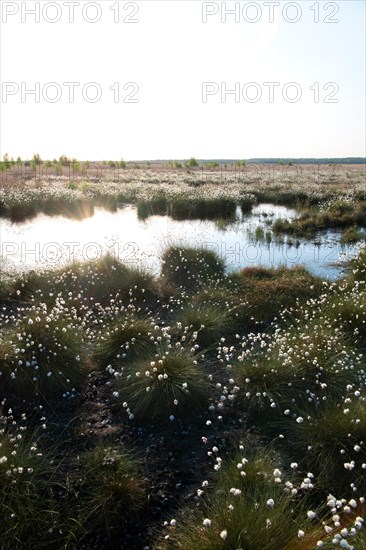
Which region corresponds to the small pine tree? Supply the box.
[32,153,42,165]
[186,157,198,167]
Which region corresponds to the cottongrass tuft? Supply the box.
[114,345,212,421]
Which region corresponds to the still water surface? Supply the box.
[0,204,358,279]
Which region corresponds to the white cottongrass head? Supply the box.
[203,518,211,528]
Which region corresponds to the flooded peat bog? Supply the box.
[0,203,359,279]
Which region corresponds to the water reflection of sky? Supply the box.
[0,204,360,280]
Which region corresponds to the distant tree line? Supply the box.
[245,158,366,165]
[1,154,364,173]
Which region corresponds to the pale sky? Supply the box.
[0,0,365,160]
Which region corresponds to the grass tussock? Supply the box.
[320,284,366,341]
[175,303,233,348]
[0,414,60,549]
[231,265,323,326]
[349,248,366,283]
[137,195,241,221]
[161,246,225,291]
[290,399,366,494]
[273,200,366,237]
[0,310,87,398]
[76,443,146,533]
[114,346,212,421]
[154,448,326,550]
[137,194,167,219]
[233,322,360,420]
[11,253,156,306]
[340,226,364,245]
[94,315,155,369]
[169,196,238,220]
[0,277,11,302]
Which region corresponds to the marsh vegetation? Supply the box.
[0,164,365,548]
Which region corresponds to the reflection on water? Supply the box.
[0,204,359,279]
[0,199,98,223]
